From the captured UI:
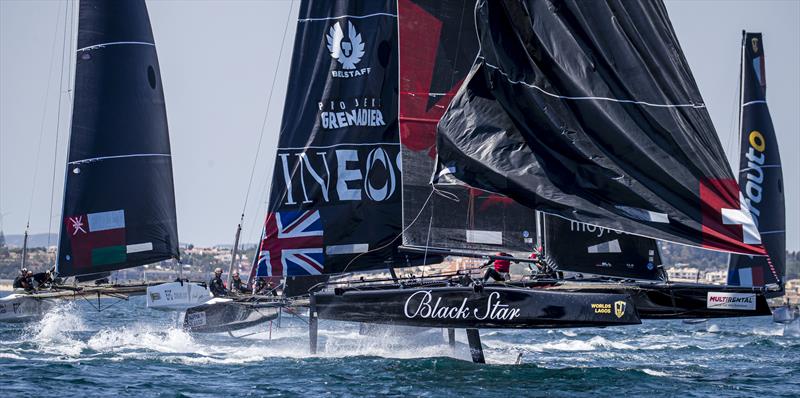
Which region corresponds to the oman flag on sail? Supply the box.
[64,209,151,270]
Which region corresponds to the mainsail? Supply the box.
[56,0,179,277]
[435,0,766,256]
[727,32,785,296]
[399,0,539,256]
[251,1,404,278]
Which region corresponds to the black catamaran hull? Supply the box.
[314,286,641,329]
[631,284,772,319]
[313,282,771,328]
[183,300,279,334]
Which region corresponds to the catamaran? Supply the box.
[183,1,787,361]
[1,0,211,322]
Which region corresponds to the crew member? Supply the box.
[12,268,33,291]
[230,271,249,294]
[209,267,227,297]
[33,270,54,290]
[481,252,513,282]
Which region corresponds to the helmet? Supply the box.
[232,271,240,277]
[214,267,223,274]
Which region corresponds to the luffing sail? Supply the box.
[727,32,785,296]
[434,0,766,256]
[399,0,539,255]
[57,0,179,277]
[251,1,404,279]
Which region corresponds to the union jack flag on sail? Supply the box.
[253,210,324,277]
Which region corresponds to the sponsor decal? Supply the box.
[149,293,161,301]
[741,130,766,231]
[614,300,626,319]
[326,21,370,78]
[186,311,207,327]
[277,145,400,205]
[594,262,612,268]
[319,97,385,130]
[403,291,521,321]
[590,303,612,315]
[706,292,756,310]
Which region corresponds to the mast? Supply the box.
[20,227,29,270]
[227,219,243,289]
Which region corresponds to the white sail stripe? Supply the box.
[68,153,171,165]
[740,165,781,172]
[297,12,397,22]
[482,60,705,109]
[279,142,399,151]
[742,100,767,107]
[77,41,155,52]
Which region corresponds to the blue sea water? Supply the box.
[0,294,798,398]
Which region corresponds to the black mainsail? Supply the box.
[727,32,785,296]
[250,1,404,279]
[435,0,766,256]
[56,0,179,277]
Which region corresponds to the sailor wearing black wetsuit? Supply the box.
[230,271,249,294]
[209,267,227,297]
[12,269,34,292]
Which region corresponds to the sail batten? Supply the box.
[56,0,179,278]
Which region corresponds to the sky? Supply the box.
[0,0,798,251]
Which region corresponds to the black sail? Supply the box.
[251,1,404,279]
[544,216,663,280]
[57,0,178,277]
[399,0,539,257]
[435,0,766,256]
[727,32,785,296]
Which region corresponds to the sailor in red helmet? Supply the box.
[481,252,514,282]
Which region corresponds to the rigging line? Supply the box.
[25,1,64,230]
[340,189,436,274]
[48,0,72,249]
[240,0,294,219]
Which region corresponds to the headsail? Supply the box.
[543,216,663,280]
[57,0,179,278]
[727,32,785,296]
[399,0,539,256]
[435,0,766,256]
[251,1,403,279]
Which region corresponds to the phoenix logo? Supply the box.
[326,21,365,70]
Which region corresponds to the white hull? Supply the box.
[772,305,799,324]
[0,293,54,322]
[146,282,212,311]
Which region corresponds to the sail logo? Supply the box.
[319,97,385,130]
[326,21,370,78]
[569,220,623,238]
[403,290,521,321]
[614,300,626,319]
[277,146,400,205]
[706,292,756,311]
[741,130,766,230]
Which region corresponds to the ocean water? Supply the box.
[1,294,798,398]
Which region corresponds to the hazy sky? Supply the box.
[1,0,798,251]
